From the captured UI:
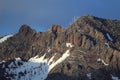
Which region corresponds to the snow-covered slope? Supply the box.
[5,58,48,80]
[1,49,70,80]
[0,35,13,43]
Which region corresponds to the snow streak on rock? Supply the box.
[66,43,74,48]
[0,34,13,43]
[105,42,110,48]
[97,58,109,66]
[106,33,113,41]
[48,50,70,72]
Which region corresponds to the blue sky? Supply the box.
[0,0,120,36]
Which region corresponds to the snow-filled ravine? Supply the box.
[0,50,70,80]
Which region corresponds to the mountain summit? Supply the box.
[0,15,120,80]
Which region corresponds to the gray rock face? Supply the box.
[0,15,120,80]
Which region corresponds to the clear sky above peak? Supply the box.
[0,0,120,36]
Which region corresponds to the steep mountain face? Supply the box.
[0,15,120,80]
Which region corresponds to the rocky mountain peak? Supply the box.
[49,24,64,33]
[80,14,94,20]
[18,24,36,37]
[0,15,120,80]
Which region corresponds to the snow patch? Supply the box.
[111,75,120,80]
[66,43,74,48]
[0,34,13,43]
[105,42,110,48]
[47,48,51,52]
[87,73,92,79]
[0,60,5,64]
[29,53,47,63]
[5,55,48,80]
[97,58,109,66]
[106,33,113,41]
